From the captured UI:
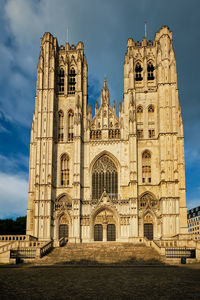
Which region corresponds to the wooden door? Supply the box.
[107,224,116,241]
[144,223,153,240]
[94,224,103,241]
[59,224,68,239]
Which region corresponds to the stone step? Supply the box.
[33,242,163,265]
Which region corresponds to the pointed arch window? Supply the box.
[68,110,74,141]
[137,105,143,123]
[148,105,155,125]
[135,62,143,81]
[137,106,143,113]
[147,62,155,80]
[148,105,154,113]
[142,151,151,183]
[68,68,76,95]
[58,111,64,142]
[61,154,69,186]
[58,68,64,93]
[92,155,118,200]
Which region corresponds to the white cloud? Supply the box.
[4,0,45,46]
[0,172,28,218]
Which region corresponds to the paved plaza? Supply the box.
[0,264,200,299]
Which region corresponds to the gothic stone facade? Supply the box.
[26,26,188,243]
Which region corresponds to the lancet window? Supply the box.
[148,105,155,123]
[147,62,155,80]
[92,155,118,200]
[58,68,64,93]
[137,106,143,122]
[61,154,69,186]
[68,110,74,141]
[68,68,76,95]
[137,129,143,139]
[135,62,143,81]
[142,151,151,183]
[58,111,64,142]
[148,105,154,113]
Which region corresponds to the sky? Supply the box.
[0,0,199,219]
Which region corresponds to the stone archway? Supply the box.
[93,209,116,242]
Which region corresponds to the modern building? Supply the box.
[26,26,188,243]
[188,206,200,234]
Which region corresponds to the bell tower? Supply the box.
[26,32,88,241]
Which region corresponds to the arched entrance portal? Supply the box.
[93,209,116,241]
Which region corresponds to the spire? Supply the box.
[104,74,107,89]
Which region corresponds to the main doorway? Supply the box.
[93,209,117,241]
[144,223,153,240]
[94,223,116,241]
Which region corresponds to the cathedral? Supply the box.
[26,26,188,243]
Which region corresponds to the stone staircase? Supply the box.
[33,242,164,265]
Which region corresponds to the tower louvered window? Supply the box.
[92,155,118,200]
[147,62,155,80]
[68,68,76,95]
[61,154,69,186]
[142,151,151,183]
[58,111,64,142]
[68,110,74,141]
[135,63,143,81]
[58,68,64,93]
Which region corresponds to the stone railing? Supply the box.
[10,248,37,259]
[156,239,200,249]
[53,237,66,247]
[0,240,20,254]
[59,237,66,247]
[0,235,37,242]
[173,233,200,241]
[143,238,165,256]
[0,240,43,255]
[37,240,53,258]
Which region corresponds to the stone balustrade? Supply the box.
[0,235,37,242]
[39,240,53,258]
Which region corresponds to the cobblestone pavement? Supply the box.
[0,264,200,299]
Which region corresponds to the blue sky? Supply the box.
[0,0,199,218]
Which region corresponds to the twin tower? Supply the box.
[26,26,188,243]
